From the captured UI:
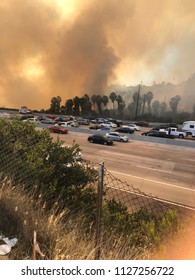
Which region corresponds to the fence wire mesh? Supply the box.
[103,165,195,220]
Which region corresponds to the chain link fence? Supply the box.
[0,119,195,259]
[103,164,195,217]
[94,163,195,259]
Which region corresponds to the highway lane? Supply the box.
[48,129,195,208]
[2,111,195,206]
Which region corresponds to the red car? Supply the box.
[48,125,68,134]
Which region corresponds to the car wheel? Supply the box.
[104,141,107,145]
[90,139,93,143]
[179,134,184,139]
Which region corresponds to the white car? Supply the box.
[60,121,79,127]
[123,124,140,131]
[100,121,117,128]
[105,132,129,142]
[22,117,39,123]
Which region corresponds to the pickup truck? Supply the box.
[159,127,187,138]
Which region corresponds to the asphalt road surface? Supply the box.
[49,128,195,209]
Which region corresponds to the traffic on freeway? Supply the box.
[47,128,195,208]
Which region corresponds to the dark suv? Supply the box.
[114,127,134,134]
[88,134,113,145]
[142,130,175,139]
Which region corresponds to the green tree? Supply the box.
[65,99,74,115]
[169,95,181,115]
[50,96,62,114]
[145,91,153,114]
[73,96,80,116]
[152,100,160,116]
[159,101,167,117]
[0,119,97,211]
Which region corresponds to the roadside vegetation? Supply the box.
[0,119,194,259]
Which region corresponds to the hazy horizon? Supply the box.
[0,0,195,110]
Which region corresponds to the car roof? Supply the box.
[119,127,130,130]
[109,132,122,136]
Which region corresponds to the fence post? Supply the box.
[94,162,104,260]
[32,231,37,260]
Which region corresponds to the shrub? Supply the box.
[0,119,97,212]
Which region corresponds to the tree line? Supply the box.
[44,91,195,123]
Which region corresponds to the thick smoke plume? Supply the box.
[0,0,195,110]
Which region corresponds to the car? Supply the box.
[54,116,67,123]
[40,118,55,124]
[89,124,101,129]
[107,118,123,127]
[88,134,113,145]
[142,130,175,139]
[60,121,79,127]
[114,127,135,134]
[152,123,178,131]
[105,132,129,142]
[77,118,90,125]
[100,121,117,128]
[123,124,140,131]
[134,121,149,127]
[22,117,39,123]
[48,125,68,134]
[97,127,113,132]
[91,118,104,124]
[19,108,31,114]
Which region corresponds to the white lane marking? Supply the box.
[136,165,172,173]
[108,185,195,211]
[109,170,195,192]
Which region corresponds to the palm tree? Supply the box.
[145,91,153,114]
[152,100,160,116]
[91,94,97,113]
[141,93,147,116]
[102,95,109,109]
[96,95,103,115]
[116,95,125,118]
[109,92,117,117]
[80,94,92,116]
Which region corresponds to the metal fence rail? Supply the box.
[103,165,195,218]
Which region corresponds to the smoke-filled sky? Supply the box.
[0,0,195,110]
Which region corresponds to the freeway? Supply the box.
[48,127,195,208]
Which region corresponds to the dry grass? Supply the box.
[0,179,143,260]
[0,178,195,260]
